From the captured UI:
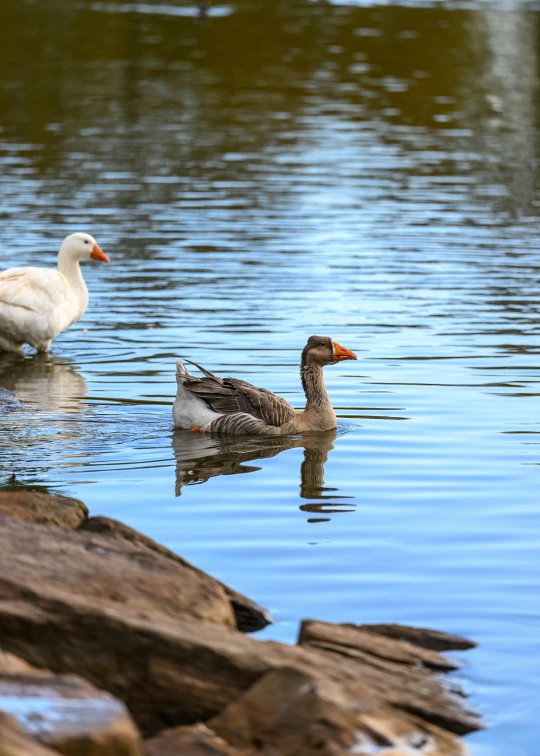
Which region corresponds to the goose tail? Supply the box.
[176,359,195,380]
[183,358,222,382]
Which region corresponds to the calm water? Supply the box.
[1,0,540,752]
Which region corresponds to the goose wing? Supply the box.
[0,268,68,317]
[182,363,297,429]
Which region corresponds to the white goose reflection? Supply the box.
[172,430,356,520]
[0,353,90,484]
[0,353,87,413]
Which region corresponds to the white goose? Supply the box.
[0,232,109,353]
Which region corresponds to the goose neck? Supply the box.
[57,250,87,295]
[300,361,330,410]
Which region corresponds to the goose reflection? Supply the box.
[0,352,87,413]
[0,353,89,483]
[172,430,356,520]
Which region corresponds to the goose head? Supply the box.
[58,232,110,263]
[302,335,358,367]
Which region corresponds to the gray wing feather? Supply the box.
[182,369,296,428]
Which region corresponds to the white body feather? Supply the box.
[0,267,87,352]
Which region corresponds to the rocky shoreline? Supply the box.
[0,491,481,755]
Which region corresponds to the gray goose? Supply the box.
[173,335,357,436]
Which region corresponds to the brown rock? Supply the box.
[0,514,235,637]
[0,712,58,756]
[0,586,479,744]
[0,650,35,675]
[210,667,360,755]
[0,492,88,530]
[0,665,141,756]
[0,596,266,735]
[358,623,477,652]
[79,516,272,633]
[298,618,462,672]
[143,723,243,756]
[297,619,480,736]
[0,517,479,751]
[210,667,466,756]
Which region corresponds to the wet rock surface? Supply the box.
[0,492,88,529]
[0,388,19,404]
[0,652,140,756]
[0,711,59,755]
[0,493,481,756]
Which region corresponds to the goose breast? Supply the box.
[0,267,78,349]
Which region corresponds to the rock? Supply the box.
[0,579,479,745]
[357,623,477,652]
[143,723,242,755]
[0,650,35,675]
[0,388,19,405]
[79,516,272,633]
[0,516,480,751]
[297,619,480,737]
[0,492,88,530]
[209,667,362,755]
[0,514,235,633]
[298,619,462,672]
[210,667,466,756]
[0,653,140,755]
[0,712,58,756]
[0,596,265,735]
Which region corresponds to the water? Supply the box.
[1,0,540,752]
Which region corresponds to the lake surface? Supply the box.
[1,0,540,752]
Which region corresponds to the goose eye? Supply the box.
[320,341,326,347]
[84,240,89,244]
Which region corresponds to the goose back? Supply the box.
[181,362,297,429]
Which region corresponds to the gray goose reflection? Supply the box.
[172,430,355,519]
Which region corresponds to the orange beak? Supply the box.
[332,341,358,362]
[90,243,110,263]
